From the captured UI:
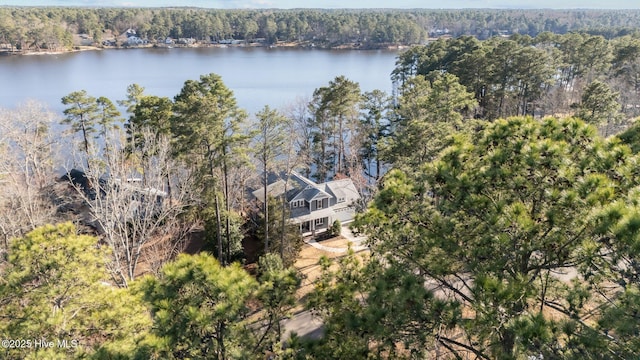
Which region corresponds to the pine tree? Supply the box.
[355,116,640,358]
[171,73,249,265]
[135,253,258,359]
[309,76,361,181]
[0,223,150,359]
[254,105,289,254]
[61,90,99,169]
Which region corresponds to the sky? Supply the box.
[1,0,640,9]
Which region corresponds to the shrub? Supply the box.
[330,220,342,237]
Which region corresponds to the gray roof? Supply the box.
[291,186,332,202]
[252,171,359,205]
[288,207,336,224]
[322,178,359,202]
[251,171,311,203]
[251,180,286,203]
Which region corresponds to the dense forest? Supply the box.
[4,13,640,359]
[5,7,640,51]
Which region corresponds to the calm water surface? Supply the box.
[0,47,398,115]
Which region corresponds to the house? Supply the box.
[60,169,167,220]
[177,37,196,45]
[127,36,145,46]
[124,28,137,38]
[252,171,360,234]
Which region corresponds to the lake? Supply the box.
[0,47,399,116]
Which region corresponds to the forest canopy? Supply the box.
[5,7,640,51]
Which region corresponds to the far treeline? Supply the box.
[5,29,640,358]
[6,7,640,51]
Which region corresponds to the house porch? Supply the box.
[299,216,329,236]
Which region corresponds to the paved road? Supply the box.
[282,310,324,340]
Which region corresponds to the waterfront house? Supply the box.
[127,36,145,46]
[251,171,360,234]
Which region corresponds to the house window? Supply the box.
[315,218,324,226]
[291,200,305,208]
[316,200,323,209]
[337,197,345,203]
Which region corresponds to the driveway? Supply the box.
[340,224,367,246]
[302,224,368,253]
[282,310,324,340]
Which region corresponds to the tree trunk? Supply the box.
[81,118,91,171]
[214,190,223,265]
[217,322,227,360]
[280,183,287,261]
[165,170,172,204]
[320,119,327,182]
[222,148,231,264]
[263,165,269,254]
[207,148,224,265]
[521,85,529,116]
[338,115,344,174]
[500,329,516,359]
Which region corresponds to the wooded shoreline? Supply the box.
[0,41,408,57]
[4,7,640,57]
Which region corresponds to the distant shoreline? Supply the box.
[0,46,101,56]
[0,42,408,57]
[21,46,102,56]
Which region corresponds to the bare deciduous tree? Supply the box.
[287,96,314,178]
[0,101,60,253]
[64,127,195,287]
